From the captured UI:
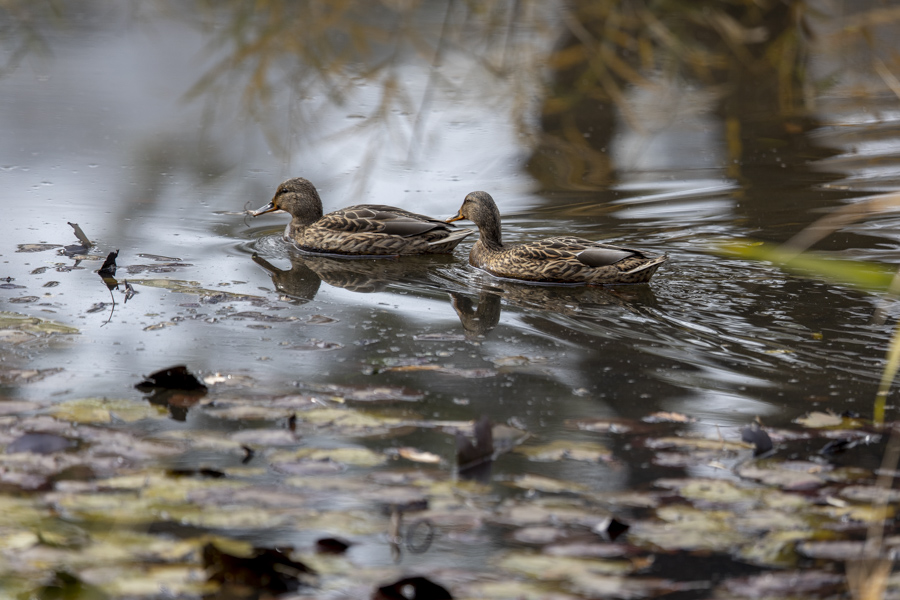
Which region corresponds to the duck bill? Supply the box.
[250,200,278,217]
[446,212,465,223]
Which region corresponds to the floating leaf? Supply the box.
[565,418,638,434]
[6,432,76,454]
[395,447,442,464]
[642,411,695,423]
[83,564,207,597]
[0,368,63,384]
[506,474,588,494]
[793,411,844,428]
[381,364,497,378]
[16,243,62,252]
[736,460,828,490]
[272,446,387,468]
[311,384,423,402]
[569,573,709,598]
[0,312,79,336]
[839,485,900,503]
[496,551,639,579]
[717,569,844,598]
[127,278,263,301]
[630,506,746,553]
[644,435,751,452]
[48,398,166,424]
[230,428,299,447]
[516,440,612,463]
[297,407,409,437]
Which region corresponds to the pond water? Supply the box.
[3,1,900,598]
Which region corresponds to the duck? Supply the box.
[251,178,473,256]
[446,191,667,285]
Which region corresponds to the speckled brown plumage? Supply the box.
[447,191,667,285]
[251,178,473,256]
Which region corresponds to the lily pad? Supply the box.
[271,446,387,468]
[0,311,79,336]
[48,398,167,424]
[127,278,263,301]
[735,460,829,490]
[515,440,612,463]
[506,474,589,494]
[496,551,639,579]
[794,411,847,428]
[644,435,751,453]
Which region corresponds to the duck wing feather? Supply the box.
[319,205,453,237]
[509,237,641,266]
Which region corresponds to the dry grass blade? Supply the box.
[847,425,900,598]
[846,558,892,600]
[875,327,900,425]
[780,192,900,259]
[874,57,900,99]
[773,191,900,423]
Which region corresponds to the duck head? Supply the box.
[447,191,503,248]
[251,177,324,227]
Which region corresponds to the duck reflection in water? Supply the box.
[252,251,456,297]
[449,274,660,339]
[449,291,501,339]
[252,253,322,302]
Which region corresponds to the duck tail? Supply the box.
[428,228,474,249]
[625,254,668,281]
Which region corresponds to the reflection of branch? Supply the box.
[0,1,55,78]
[179,0,543,192]
[406,0,456,162]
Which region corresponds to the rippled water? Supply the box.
[3,1,900,596]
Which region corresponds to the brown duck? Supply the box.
[447,191,667,285]
[251,178,473,256]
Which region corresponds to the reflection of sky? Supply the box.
[1,8,553,240]
[0,7,556,401]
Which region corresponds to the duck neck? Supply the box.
[289,193,324,236]
[478,217,504,252]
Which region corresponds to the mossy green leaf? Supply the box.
[49,398,167,423]
[0,311,79,336]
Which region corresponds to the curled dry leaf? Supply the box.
[396,447,442,464]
